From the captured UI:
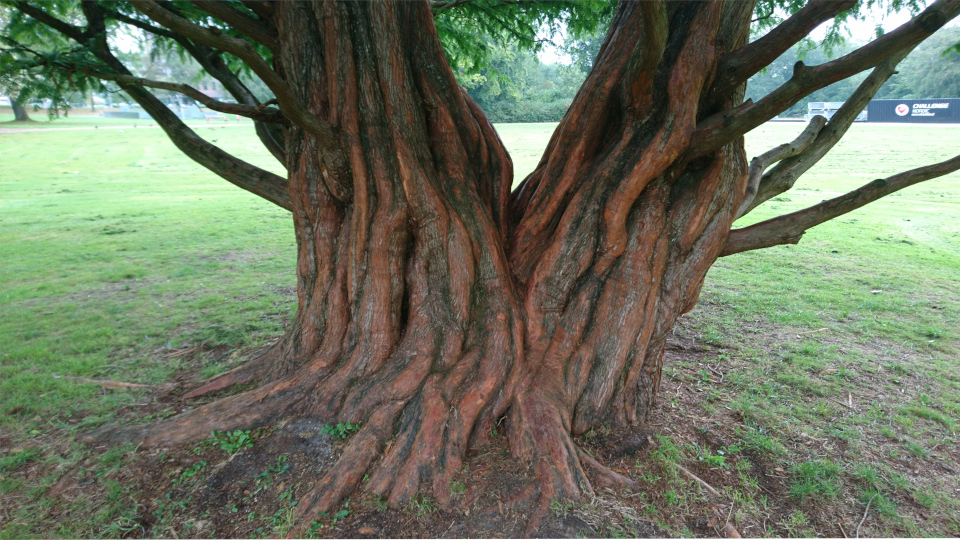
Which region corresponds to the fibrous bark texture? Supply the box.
[87,0,792,527]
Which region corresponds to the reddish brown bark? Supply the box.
[85,1,754,524]
[67,0,958,533]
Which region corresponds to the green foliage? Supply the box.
[319,421,361,440]
[436,1,612,79]
[210,430,255,455]
[459,37,585,123]
[550,498,572,518]
[879,26,960,99]
[408,495,438,516]
[254,455,290,491]
[171,460,207,485]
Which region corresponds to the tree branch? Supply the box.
[432,0,476,16]
[10,1,87,41]
[84,71,286,124]
[104,8,180,40]
[189,0,279,52]
[690,0,960,158]
[734,115,827,219]
[129,0,342,151]
[102,5,286,164]
[239,1,274,22]
[20,2,292,211]
[709,0,857,103]
[740,52,908,216]
[721,154,960,256]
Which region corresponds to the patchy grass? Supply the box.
[1,121,958,537]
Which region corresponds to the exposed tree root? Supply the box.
[83,373,309,447]
[182,342,283,400]
[524,497,552,538]
[577,448,639,491]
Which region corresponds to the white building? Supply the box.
[806,101,868,122]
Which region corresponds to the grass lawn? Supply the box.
[1,119,958,538]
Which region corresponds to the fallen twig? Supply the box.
[797,327,829,337]
[707,365,725,383]
[674,463,720,497]
[60,375,175,391]
[839,522,849,538]
[830,397,854,410]
[856,493,878,538]
[722,503,740,538]
[164,345,203,358]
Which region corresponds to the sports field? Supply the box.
[1,116,958,537]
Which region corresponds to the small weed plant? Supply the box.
[211,430,255,455]
[320,421,362,439]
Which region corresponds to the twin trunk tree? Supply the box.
[8,0,960,530]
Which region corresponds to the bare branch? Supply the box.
[18,2,292,211]
[104,5,287,164]
[129,0,342,151]
[85,71,286,123]
[123,84,292,210]
[189,0,279,51]
[735,115,827,219]
[721,154,960,256]
[690,0,960,158]
[709,0,857,102]
[741,52,908,216]
[104,8,179,40]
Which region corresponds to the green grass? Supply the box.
[0,108,252,129]
[788,459,842,500]
[2,120,959,537]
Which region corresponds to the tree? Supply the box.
[9,93,29,120]
[878,25,960,98]
[3,0,959,532]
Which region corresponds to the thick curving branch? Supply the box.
[239,1,274,23]
[129,0,342,152]
[10,1,87,41]
[740,52,909,216]
[734,115,826,219]
[189,0,279,52]
[102,6,287,164]
[15,1,293,211]
[722,153,960,256]
[85,71,286,123]
[707,0,857,106]
[690,0,960,158]
[119,83,292,210]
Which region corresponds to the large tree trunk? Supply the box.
[91,0,754,526]
[11,97,30,121]
[506,1,751,500]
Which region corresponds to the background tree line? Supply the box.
[4,13,958,124]
[457,25,960,123]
